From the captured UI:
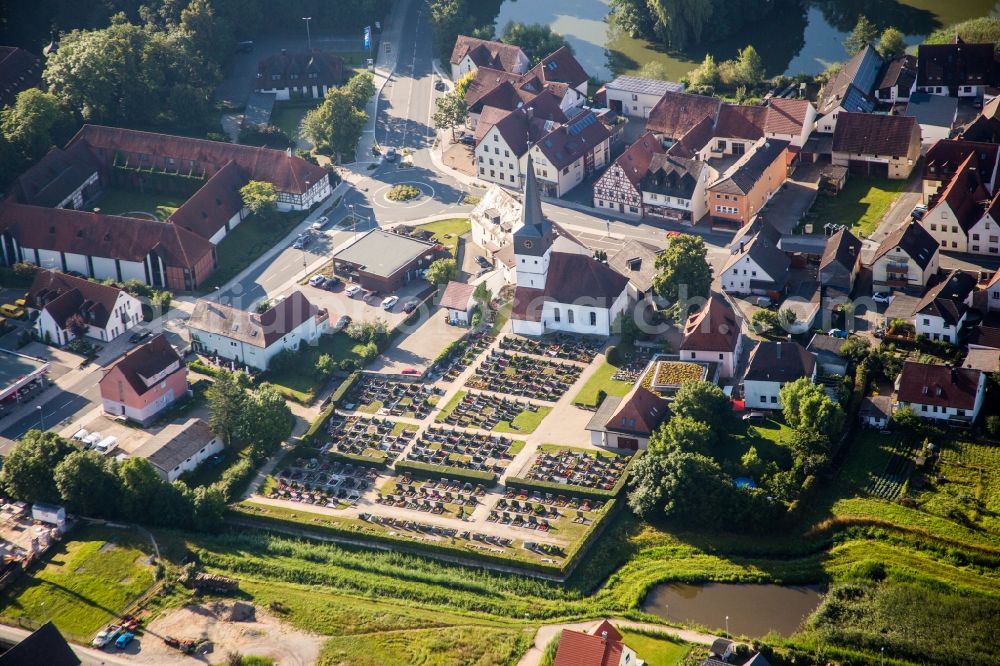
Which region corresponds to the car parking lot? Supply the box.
[300,277,433,328]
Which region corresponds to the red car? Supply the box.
[401,368,419,375]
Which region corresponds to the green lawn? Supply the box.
[95,186,187,220]
[572,361,634,408]
[199,210,306,292]
[317,625,532,666]
[618,630,691,666]
[435,390,551,434]
[264,332,368,402]
[805,177,907,237]
[0,526,157,642]
[270,101,319,142]
[415,218,470,256]
[490,300,512,335]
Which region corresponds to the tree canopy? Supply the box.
[240,181,278,215]
[670,380,730,426]
[879,27,906,59]
[780,377,845,436]
[501,22,572,64]
[652,234,712,308]
[432,92,467,140]
[426,258,458,284]
[844,16,878,56]
[0,430,75,504]
[206,369,248,447]
[301,84,368,161]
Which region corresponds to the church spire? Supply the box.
[513,156,551,257]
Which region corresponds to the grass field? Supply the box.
[270,101,320,142]
[263,332,368,402]
[199,210,306,292]
[96,186,186,220]
[572,360,634,408]
[435,390,551,434]
[618,630,691,666]
[414,218,470,256]
[805,177,907,237]
[0,526,157,642]
[318,625,532,666]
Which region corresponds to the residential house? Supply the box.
[645,90,722,144]
[593,132,665,216]
[816,45,884,134]
[919,153,990,253]
[0,46,42,107]
[895,361,986,423]
[528,108,611,197]
[604,75,683,118]
[968,322,1000,351]
[510,163,629,336]
[917,37,996,97]
[187,291,328,371]
[474,94,566,189]
[963,348,1000,374]
[831,112,921,179]
[987,268,1000,312]
[869,221,940,292]
[134,418,224,482]
[332,229,443,292]
[607,240,660,302]
[721,219,790,296]
[586,384,668,451]
[875,54,917,103]
[819,228,862,295]
[913,270,977,343]
[859,395,893,428]
[921,139,1000,202]
[528,47,590,104]
[966,190,1000,256]
[742,341,817,409]
[904,91,958,145]
[440,281,476,325]
[707,138,790,227]
[640,151,711,224]
[450,36,529,81]
[552,620,643,666]
[807,333,849,376]
[679,295,743,379]
[960,95,1000,142]
[27,269,142,346]
[99,334,187,425]
[255,49,344,100]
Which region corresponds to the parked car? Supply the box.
[311,217,328,230]
[872,292,892,304]
[333,315,352,331]
[309,274,327,287]
[292,237,305,249]
[345,285,362,298]
[384,148,398,162]
[92,625,122,648]
[129,329,151,343]
[94,436,119,456]
[753,296,772,308]
[403,299,419,313]
[115,632,135,650]
[458,135,475,146]
[382,295,399,310]
[475,255,491,269]
[911,204,927,220]
[434,80,446,91]
[828,328,850,339]
[401,368,419,375]
[743,411,766,423]
[322,276,341,291]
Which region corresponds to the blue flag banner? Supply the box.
[364,26,371,50]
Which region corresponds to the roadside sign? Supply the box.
[364,26,371,50]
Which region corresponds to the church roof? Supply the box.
[512,156,552,257]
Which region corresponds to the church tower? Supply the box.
[512,156,552,289]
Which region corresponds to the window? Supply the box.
[923,318,930,325]
[930,224,937,231]
[760,396,767,403]
[494,147,499,155]
[567,310,575,324]
[504,150,509,157]
[952,226,958,233]
[631,94,638,101]
[719,353,723,360]
[589,312,597,326]
[690,352,696,359]
[553,308,561,322]
[973,234,980,241]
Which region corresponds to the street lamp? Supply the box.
[36,405,44,431]
[302,17,313,51]
[725,615,729,636]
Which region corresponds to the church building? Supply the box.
[510,158,630,336]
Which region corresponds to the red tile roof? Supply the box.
[680,296,741,353]
[27,269,128,330]
[831,112,919,157]
[187,290,318,348]
[464,68,527,110]
[167,161,248,240]
[553,624,627,666]
[646,91,722,139]
[256,50,344,90]
[439,281,475,311]
[897,361,983,410]
[604,132,665,187]
[100,334,183,397]
[533,110,611,169]
[532,47,589,89]
[606,385,668,435]
[715,104,766,140]
[764,98,812,136]
[928,153,991,233]
[450,36,526,72]
[923,139,1000,184]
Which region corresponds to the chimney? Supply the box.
[600,631,608,642]
[776,342,782,359]
[739,241,745,253]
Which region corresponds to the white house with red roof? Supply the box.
[895,361,986,423]
[679,296,743,379]
[552,620,643,666]
[28,269,142,346]
[586,384,668,451]
[528,108,611,197]
[439,281,476,325]
[509,163,629,337]
[449,36,529,82]
[593,132,665,217]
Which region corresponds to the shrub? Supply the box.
[605,345,620,365]
[987,415,1000,438]
[393,460,496,485]
[387,184,421,201]
[238,124,292,148]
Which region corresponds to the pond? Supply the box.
[641,583,825,637]
[492,0,997,81]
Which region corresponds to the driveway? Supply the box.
[299,279,431,328]
[367,303,466,373]
[763,165,820,234]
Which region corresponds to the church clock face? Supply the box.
[523,240,534,249]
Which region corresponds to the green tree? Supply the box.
[432,92,468,141]
[206,369,248,447]
[780,377,844,436]
[1,89,75,165]
[342,72,376,112]
[179,0,233,64]
[734,45,765,87]
[670,380,731,425]
[686,54,720,88]
[501,22,572,64]
[301,88,367,161]
[653,415,716,455]
[652,234,712,307]
[751,308,781,335]
[879,27,907,59]
[454,71,476,99]
[239,383,294,458]
[118,457,164,520]
[778,307,796,329]
[627,448,733,526]
[637,61,676,82]
[240,180,278,215]
[426,258,458,284]
[839,336,870,366]
[315,353,336,381]
[844,16,878,56]
[741,445,765,477]
[0,430,75,503]
[53,450,121,517]
[192,485,227,530]
[890,404,922,441]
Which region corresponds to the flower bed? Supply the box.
[648,360,707,390]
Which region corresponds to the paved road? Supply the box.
[0,623,133,665]
[0,368,102,453]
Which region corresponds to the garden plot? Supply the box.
[865,441,915,501]
[498,333,603,364]
[436,390,550,434]
[320,415,416,464]
[270,457,379,508]
[376,475,486,517]
[521,447,632,492]
[344,375,442,418]
[488,491,608,542]
[404,425,519,475]
[466,350,583,401]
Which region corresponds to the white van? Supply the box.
[81,432,102,449]
[94,436,118,455]
[71,429,89,442]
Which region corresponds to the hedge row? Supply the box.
[301,372,360,445]
[393,459,496,486]
[323,449,388,469]
[189,359,222,378]
[330,371,361,407]
[505,453,639,501]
